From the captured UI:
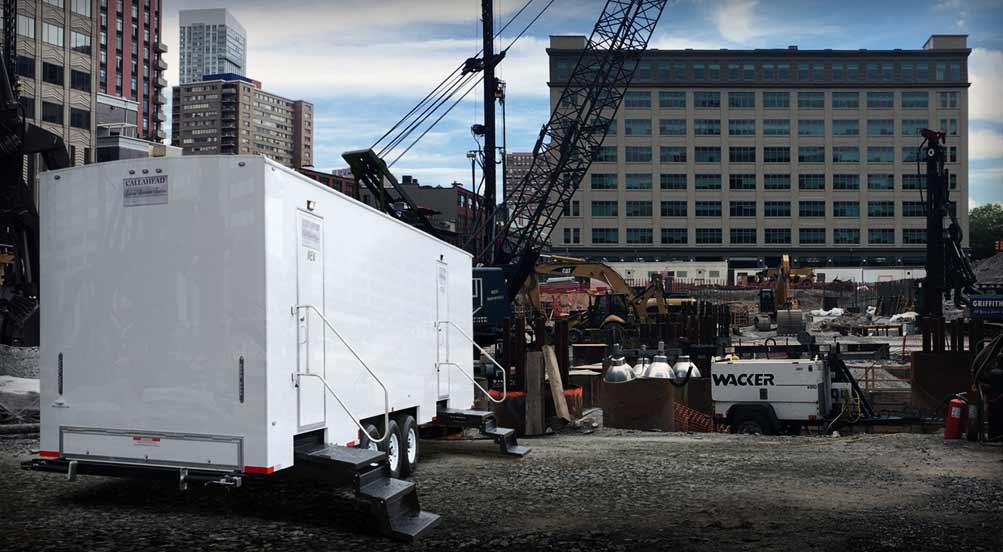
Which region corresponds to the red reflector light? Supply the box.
[345,441,356,447]
[39,450,60,458]
[244,465,275,475]
[132,436,161,442]
[431,416,437,422]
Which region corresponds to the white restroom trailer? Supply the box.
[26,155,486,539]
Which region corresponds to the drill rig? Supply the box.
[1,0,71,345]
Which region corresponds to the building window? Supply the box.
[831,119,858,136]
[17,15,36,38]
[695,201,721,217]
[562,200,580,217]
[799,146,825,163]
[764,174,790,190]
[763,147,790,163]
[695,228,722,244]
[695,147,721,163]
[591,173,618,190]
[72,0,92,16]
[731,228,757,244]
[868,201,895,217]
[70,108,90,129]
[42,63,64,85]
[867,146,894,163]
[763,92,789,108]
[623,91,651,108]
[625,173,653,189]
[730,201,756,217]
[903,229,926,244]
[938,92,959,109]
[903,91,929,108]
[729,119,755,136]
[902,201,926,217]
[868,174,895,190]
[659,119,686,135]
[798,119,824,136]
[43,23,64,47]
[637,62,652,81]
[660,146,687,163]
[833,175,860,190]
[18,96,35,119]
[624,119,652,136]
[765,228,792,244]
[902,147,921,163]
[626,201,653,217]
[757,119,787,136]
[798,92,824,109]
[44,0,64,7]
[729,174,756,190]
[694,119,721,135]
[847,63,860,81]
[940,118,959,136]
[694,91,720,108]
[799,200,825,217]
[833,201,860,217]
[902,119,928,136]
[902,174,926,190]
[834,229,860,244]
[832,146,860,163]
[867,92,894,109]
[729,147,756,163]
[16,56,35,78]
[764,201,791,217]
[563,228,581,244]
[659,91,686,108]
[868,119,895,136]
[625,146,652,163]
[41,102,63,124]
[626,228,653,244]
[592,228,619,244]
[595,146,617,162]
[799,174,825,190]
[832,92,859,109]
[729,92,755,108]
[660,174,687,190]
[661,201,687,217]
[71,31,92,54]
[661,228,687,244]
[832,63,844,81]
[694,174,721,190]
[70,70,90,92]
[591,201,618,217]
[800,228,826,244]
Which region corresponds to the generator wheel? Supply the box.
[399,414,419,477]
[380,419,402,478]
[732,413,772,435]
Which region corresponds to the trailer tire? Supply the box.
[380,419,402,478]
[399,415,419,477]
[358,423,381,451]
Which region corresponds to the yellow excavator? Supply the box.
[755,254,806,334]
[523,256,695,340]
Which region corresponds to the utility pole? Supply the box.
[481,0,497,261]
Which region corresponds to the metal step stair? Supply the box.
[294,444,440,541]
[436,407,531,457]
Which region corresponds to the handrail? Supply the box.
[436,320,507,403]
[294,304,389,444]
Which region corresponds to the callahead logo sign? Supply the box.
[123,175,169,207]
[712,373,776,386]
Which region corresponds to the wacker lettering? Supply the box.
[713,373,776,386]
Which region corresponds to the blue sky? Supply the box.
[163,0,1003,207]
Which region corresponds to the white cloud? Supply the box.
[709,0,843,46]
[969,166,1003,206]
[713,0,761,43]
[969,48,1003,122]
[970,129,1003,161]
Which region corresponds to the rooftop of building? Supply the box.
[549,34,970,55]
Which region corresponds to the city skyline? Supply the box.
[157,0,1003,204]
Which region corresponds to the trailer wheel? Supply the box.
[399,415,419,477]
[380,419,402,478]
[732,412,773,435]
[357,423,381,451]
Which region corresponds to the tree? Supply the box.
[969,203,1003,260]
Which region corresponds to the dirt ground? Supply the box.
[2,430,1001,552]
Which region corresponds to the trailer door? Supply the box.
[297,211,326,431]
[435,260,450,400]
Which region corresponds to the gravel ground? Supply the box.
[1,430,1001,551]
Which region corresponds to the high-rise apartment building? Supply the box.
[548,35,970,267]
[171,73,313,169]
[96,0,167,142]
[178,8,246,84]
[504,151,533,202]
[9,0,99,167]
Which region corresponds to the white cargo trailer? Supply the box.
[24,155,524,540]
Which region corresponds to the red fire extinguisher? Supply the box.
[945,395,967,440]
